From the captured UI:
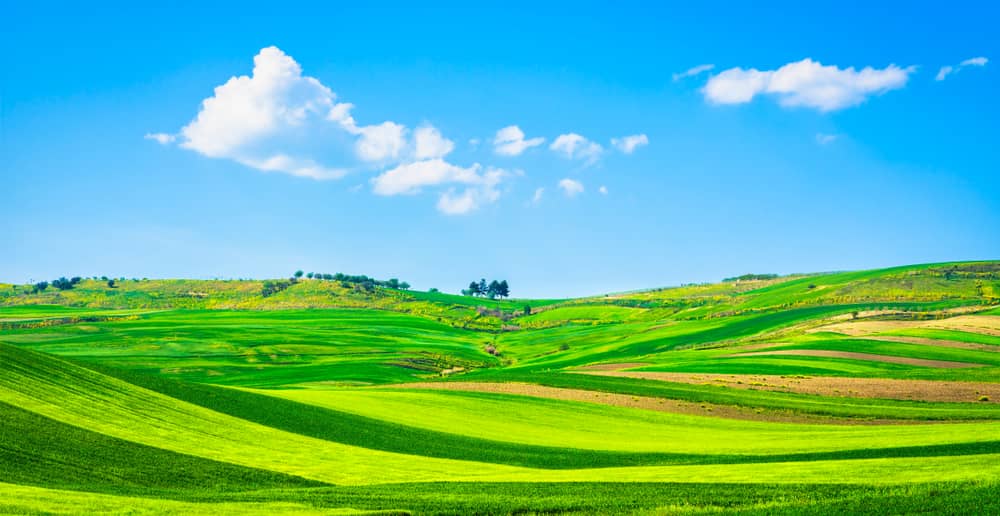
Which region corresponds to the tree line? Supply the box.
[462,278,510,299]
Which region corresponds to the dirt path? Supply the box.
[730,349,986,368]
[388,381,934,425]
[581,371,999,404]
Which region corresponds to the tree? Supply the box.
[294,270,304,279]
[107,279,116,288]
[399,281,410,290]
[523,304,532,316]
[487,280,501,299]
[386,278,400,289]
[428,287,439,293]
[52,277,75,290]
[70,277,82,285]
[478,279,487,296]
[467,281,482,297]
[496,280,510,299]
[323,273,334,280]
[33,281,49,293]
[306,272,314,279]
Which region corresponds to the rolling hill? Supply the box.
[2,261,1000,514]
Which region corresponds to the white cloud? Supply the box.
[354,121,407,162]
[558,178,584,197]
[413,125,455,160]
[155,46,518,213]
[532,187,544,204]
[551,133,603,164]
[238,154,348,180]
[673,64,715,82]
[815,133,838,145]
[493,125,545,156]
[703,58,915,111]
[611,134,648,154]
[598,185,608,195]
[372,159,508,215]
[372,159,483,196]
[144,132,175,145]
[179,46,336,161]
[936,56,988,81]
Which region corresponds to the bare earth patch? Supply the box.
[388,381,928,425]
[582,371,1000,404]
[812,315,1000,338]
[730,349,985,368]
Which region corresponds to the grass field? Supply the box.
[2,261,1000,513]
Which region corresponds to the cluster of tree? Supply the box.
[32,276,82,293]
[299,271,410,290]
[462,279,510,299]
[722,273,779,282]
[261,280,293,298]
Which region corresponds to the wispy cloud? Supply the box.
[558,178,584,197]
[551,133,603,165]
[702,58,915,111]
[936,56,988,81]
[144,133,175,145]
[611,134,648,154]
[815,133,838,145]
[672,64,715,82]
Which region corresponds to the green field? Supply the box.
[3,261,1000,513]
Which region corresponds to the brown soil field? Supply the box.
[812,315,1000,337]
[389,381,931,425]
[582,371,999,404]
[731,349,985,368]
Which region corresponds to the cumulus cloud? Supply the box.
[179,47,336,161]
[702,58,915,111]
[598,185,608,195]
[413,125,455,160]
[154,46,511,214]
[611,134,648,154]
[936,56,988,81]
[815,133,838,145]
[672,64,715,81]
[493,125,545,156]
[558,178,584,197]
[551,133,603,164]
[144,132,175,145]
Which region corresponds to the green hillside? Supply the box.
[2,261,1000,513]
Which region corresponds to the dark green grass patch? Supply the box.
[0,401,323,496]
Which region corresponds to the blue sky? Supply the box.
[3,2,998,297]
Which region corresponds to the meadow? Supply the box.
[2,261,1000,514]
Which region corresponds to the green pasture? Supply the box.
[2,261,1000,513]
